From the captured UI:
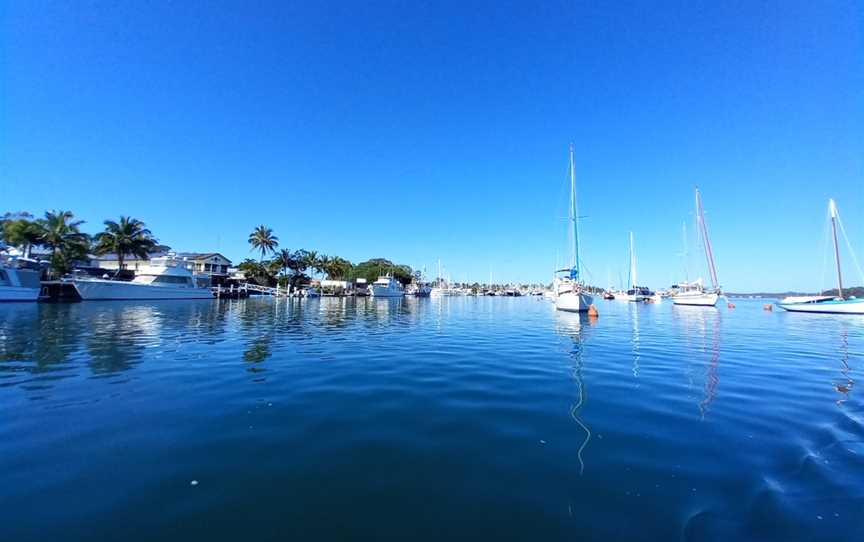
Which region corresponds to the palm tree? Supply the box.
[1,216,42,258]
[314,253,329,280]
[304,250,319,279]
[37,210,90,274]
[93,216,158,273]
[248,225,279,262]
[273,248,294,278]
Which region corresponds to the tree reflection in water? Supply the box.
[235,298,278,372]
[86,305,161,375]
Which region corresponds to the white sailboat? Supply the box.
[673,188,721,307]
[554,144,593,313]
[625,232,651,302]
[778,199,864,314]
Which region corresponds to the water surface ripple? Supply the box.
[1,297,862,541]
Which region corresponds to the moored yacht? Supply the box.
[672,279,719,306]
[554,144,593,313]
[624,233,653,302]
[414,283,432,297]
[370,275,404,297]
[672,188,722,307]
[626,286,652,303]
[72,255,214,300]
[778,199,864,314]
[0,256,42,302]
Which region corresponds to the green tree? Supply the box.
[303,250,320,278]
[93,216,158,274]
[37,210,90,275]
[271,249,294,278]
[321,255,353,280]
[351,258,413,285]
[1,215,42,258]
[238,258,273,285]
[248,225,279,262]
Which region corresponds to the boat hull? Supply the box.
[73,280,214,300]
[555,292,593,312]
[777,298,864,314]
[370,287,403,297]
[672,292,719,306]
[0,285,40,302]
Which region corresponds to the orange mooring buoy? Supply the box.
[727,302,736,309]
[763,304,773,311]
[588,304,599,317]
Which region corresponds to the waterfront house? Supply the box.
[95,252,233,284]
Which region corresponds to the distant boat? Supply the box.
[554,144,593,313]
[370,275,404,297]
[673,188,721,307]
[0,256,41,302]
[778,199,864,314]
[72,255,214,300]
[625,232,652,302]
[411,283,432,297]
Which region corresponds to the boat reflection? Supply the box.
[630,303,641,379]
[835,327,853,405]
[673,305,721,418]
[555,310,596,474]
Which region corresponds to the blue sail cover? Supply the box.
[569,267,579,280]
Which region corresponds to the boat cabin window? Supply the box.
[152,275,193,285]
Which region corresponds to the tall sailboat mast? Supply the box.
[695,188,719,291]
[629,232,637,288]
[681,221,689,282]
[829,198,844,299]
[569,143,580,279]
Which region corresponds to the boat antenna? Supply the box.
[829,198,844,299]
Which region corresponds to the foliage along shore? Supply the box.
[0,211,421,287]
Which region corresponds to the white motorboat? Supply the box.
[370,275,404,297]
[778,199,864,314]
[554,144,594,313]
[672,188,722,307]
[0,256,41,302]
[72,255,214,300]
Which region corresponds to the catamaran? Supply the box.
[554,144,593,313]
[673,188,722,306]
[777,199,864,314]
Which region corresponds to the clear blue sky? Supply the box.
[2,1,862,291]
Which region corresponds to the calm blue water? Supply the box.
[1,297,862,541]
